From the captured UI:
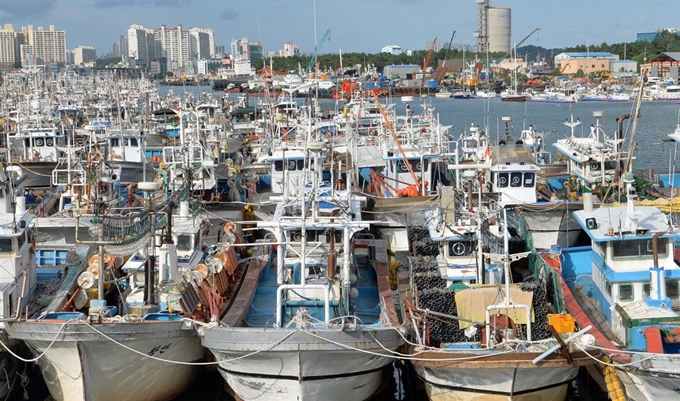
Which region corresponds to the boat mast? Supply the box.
[624,68,647,174]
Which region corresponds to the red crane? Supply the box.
[422,37,437,82]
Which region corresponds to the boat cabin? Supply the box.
[571,181,680,350]
[0,201,36,322]
[104,135,144,163]
[162,144,216,192]
[488,144,539,205]
[382,150,435,195]
[12,128,64,162]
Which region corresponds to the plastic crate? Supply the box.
[548,313,575,334]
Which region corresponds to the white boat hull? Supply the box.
[621,367,680,401]
[8,321,203,401]
[203,326,403,401]
[415,364,577,401]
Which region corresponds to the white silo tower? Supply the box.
[488,7,511,54]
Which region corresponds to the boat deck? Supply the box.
[243,252,384,328]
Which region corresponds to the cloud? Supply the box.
[219,9,238,21]
[93,0,193,8]
[0,0,58,19]
[93,0,137,8]
[149,0,194,7]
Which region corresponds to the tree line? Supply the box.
[96,30,680,76]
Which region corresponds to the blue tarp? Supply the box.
[359,168,372,183]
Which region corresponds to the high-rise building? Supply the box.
[283,41,300,57]
[189,27,214,60]
[113,35,128,58]
[231,38,249,59]
[0,24,20,67]
[74,45,96,65]
[127,24,214,69]
[20,24,67,66]
[128,24,156,67]
[155,25,190,69]
[231,38,263,64]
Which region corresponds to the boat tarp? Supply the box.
[455,285,534,329]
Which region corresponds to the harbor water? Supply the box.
[165,84,680,175]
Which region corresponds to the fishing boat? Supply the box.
[404,203,601,401]
[499,88,528,102]
[541,173,680,401]
[6,99,65,188]
[0,163,37,398]
[346,94,451,252]
[5,171,260,401]
[434,87,453,98]
[201,140,405,401]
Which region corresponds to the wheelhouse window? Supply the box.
[523,172,535,188]
[274,160,304,171]
[667,280,679,299]
[618,283,634,302]
[643,283,651,296]
[290,229,342,243]
[510,172,522,187]
[177,234,193,251]
[612,239,667,259]
[396,159,429,173]
[498,172,509,188]
[0,239,12,253]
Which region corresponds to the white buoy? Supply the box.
[180,201,190,217]
[583,192,593,213]
[15,195,25,218]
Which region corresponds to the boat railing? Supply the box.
[52,167,87,187]
[275,283,331,327]
[485,303,532,347]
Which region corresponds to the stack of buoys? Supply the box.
[86,253,117,297]
[389,261,400,291]
[600,356,625,401]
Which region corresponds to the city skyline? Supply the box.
[1,0,679,56]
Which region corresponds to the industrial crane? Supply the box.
[422,37,437,84]
[436,30,456,84]
[499,27,541,62]
[305,29,331,75]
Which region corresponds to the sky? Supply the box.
[1,0,679,56]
